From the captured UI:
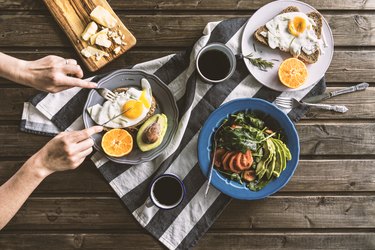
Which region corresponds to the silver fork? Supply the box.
[275,97,348,113]
[94,88,116,101]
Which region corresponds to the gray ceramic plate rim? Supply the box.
[82,69,179,164]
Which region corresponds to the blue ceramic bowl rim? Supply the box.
[197,98,300,200]
[149,173,186,210]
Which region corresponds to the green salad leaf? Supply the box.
[218,126,262,152]
[230,112,265,129]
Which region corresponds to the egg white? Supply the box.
[87,78,153,128]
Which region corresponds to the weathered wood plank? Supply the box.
[0,49,374,85]
[0,88,39,120]
[297,122,375,155]
[0,86,374,120]
[219,196,375,229]
[1,159,373,194]
[0,123,374,156]
[196,232,375,250]
[0,232,374,249]
[326,50,375,83]
[0,14,374,47]
[1,0,375,10]
[0,160,112,194]
[3,196,374,230]
[282,159,375,192]
[303,87,375,120]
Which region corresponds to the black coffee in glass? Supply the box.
[198,50,231,81]
[153,176,183,206]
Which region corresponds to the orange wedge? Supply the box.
[101,129,133,157]
[278,58,308,88]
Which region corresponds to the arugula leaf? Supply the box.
[247,178,272,191]
[230,113,246,125]
[218,127,259,152]
[246,114,265,129]
[230,112,265,129]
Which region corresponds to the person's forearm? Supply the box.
[0,155,49,230]
[0,52,29,85]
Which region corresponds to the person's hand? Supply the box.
[19,55,97,93]
[29,126,103,178]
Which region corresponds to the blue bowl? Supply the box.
[198,98,300,200]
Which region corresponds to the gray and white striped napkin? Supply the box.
[20,18,325,249]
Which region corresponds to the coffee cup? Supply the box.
[146,174,185,209]
[196,42,237,84]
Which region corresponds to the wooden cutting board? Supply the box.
[43,0,136,72]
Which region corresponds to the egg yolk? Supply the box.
[122,100,144,119]
[139,90,151,109]
[288,17,307,37]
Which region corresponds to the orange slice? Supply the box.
[278,58,308,88]
[101,129,133,157]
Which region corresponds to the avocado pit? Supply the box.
[136,114,168,152]
[142,119,161,144]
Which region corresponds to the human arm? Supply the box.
[0,52,96,93]
[0,126,103,230]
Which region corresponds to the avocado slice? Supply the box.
[271,139,284,178]
[136,114,168,152]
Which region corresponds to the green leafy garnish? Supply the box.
[244,53,274,71]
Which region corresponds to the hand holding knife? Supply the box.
[303,82,369,103]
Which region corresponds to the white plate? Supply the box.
[241,0,334,92]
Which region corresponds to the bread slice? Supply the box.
[111,87,157,131]
[253,6,323,64]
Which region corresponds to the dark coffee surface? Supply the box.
[153,176,183,206]
[198,50,230,81]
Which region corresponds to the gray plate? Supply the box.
[82,69,179,164]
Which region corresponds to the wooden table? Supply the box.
[0,1,374,249]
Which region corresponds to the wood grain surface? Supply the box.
[1,0,375,10]
[1,123,375,156]
[43,0,136,71]
[0,0,374,249]
[0,49,374,85]
[1,159,374,194]
[1,86,374,121]
[0,232,373,249]
[2,195,374,230]
[1,13,374,47]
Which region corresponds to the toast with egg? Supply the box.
[253,6,323,64]
[113,87,157,130]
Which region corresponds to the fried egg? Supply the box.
[87,78,153,128]
[260,12,325,57]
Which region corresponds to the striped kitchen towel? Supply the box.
[20,18,325,249]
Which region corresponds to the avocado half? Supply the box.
[136,114,168,152]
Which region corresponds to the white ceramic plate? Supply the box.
[241,0,334,92]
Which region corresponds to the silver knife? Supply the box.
[89,106,133,127]
[303,82,369,103]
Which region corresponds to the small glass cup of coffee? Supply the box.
[196,42,237,84]
[146,174,186,210]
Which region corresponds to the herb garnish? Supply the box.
[244,53,274,71]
